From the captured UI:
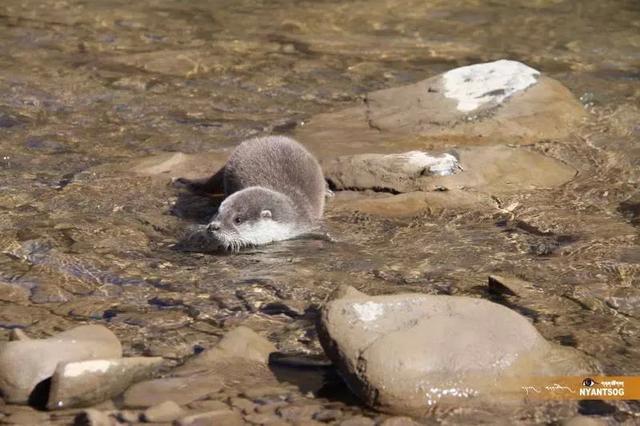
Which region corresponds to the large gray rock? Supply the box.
[317,286,596,415]
[296,60,587,158]
[0,325,122,404]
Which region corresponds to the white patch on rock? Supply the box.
[397,151,460,176]
[442,60,540,112]
[352,302,384,322]
[62,359,112,377]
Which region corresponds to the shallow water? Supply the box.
[0,0,639,424]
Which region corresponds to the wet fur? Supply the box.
[180,136,325,250]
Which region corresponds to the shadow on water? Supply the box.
[269,353,361,406]
[171,190,222,224]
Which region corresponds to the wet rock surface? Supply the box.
[324,145,576,199]
[296,60,588,157]
[47,357,163,410]
[318,286,595,414]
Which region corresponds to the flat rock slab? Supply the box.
[47,357,163,410]
[0,325,122,404]
[175,409,244,426]
[324,145,576,194]
[317,286,595,415]
[123,374,224,408]
[128,151,225,181]
[296,60,587,158]
[124,326,278,408]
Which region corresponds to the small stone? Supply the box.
[240,386,290,400]
[0,281,30,304]
[73,409,114,426]
[2,409,49,424]
[142,400,184,422]
[379,416,421,426]
[339,416,375,426]
[244,413,288,425]
[313,409,343,422]
[276,404,322,422]
[563,415,608,426]
[229,397,256,414]
[180,326,276,370]
[175,409,244,426]
[112,410,141,423]
[254,400,288,414]
[186,400,229,411]
[8,329,30,342]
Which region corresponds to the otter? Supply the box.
[177,136,325,251]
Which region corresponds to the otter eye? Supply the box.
[234,217,242,224]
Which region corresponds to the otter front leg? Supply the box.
[173,166,225,195]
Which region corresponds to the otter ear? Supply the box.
[260,209,272,219]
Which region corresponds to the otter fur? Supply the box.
[178,136,325,250]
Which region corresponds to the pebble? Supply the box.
[379,416,422,426]
[186,400,230,411]
[255,401,289,414]
[313,409,343,422]
[563,416,608,426]
[244,413,288,425]
[229,397,256,414]
[73,409,114,426]
[1,410,50,424]
[339,415,375,426]
[142,400,184,423]
[175,409,244,426]
[241,386,291,400]
[277,404,322,422]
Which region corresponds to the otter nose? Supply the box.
[207,221,221,233]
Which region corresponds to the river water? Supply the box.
[0,0,639,424]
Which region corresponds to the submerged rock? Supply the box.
[142,400,185,422]
[178,325,276,372]
[123,374,224,408]
[0,325,122,404]
[124,326,278,408]
[317,286,595,415]
[175,409,244,426]
[296,60,587,157]
[47,357,163,410]
[128,151,224,182]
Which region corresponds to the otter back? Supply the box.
[224,136,325,220]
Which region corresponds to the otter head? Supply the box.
[206,186,306,251]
